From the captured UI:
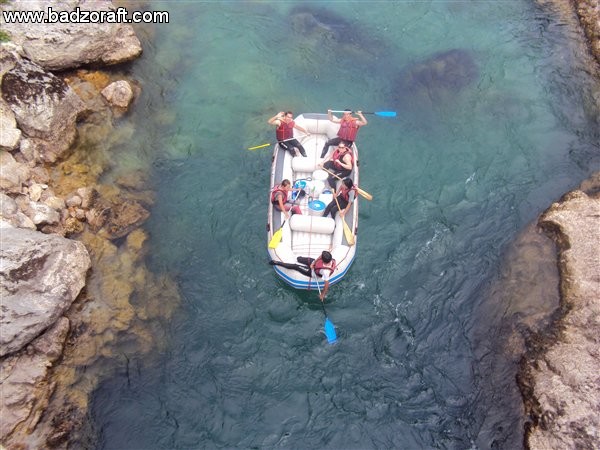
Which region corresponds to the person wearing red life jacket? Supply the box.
[271,179,302,219]
[269,251,336,300]
[268,111,309,157]
[320,109,367,158]
[323,178,356,219]
[320,141,354,188]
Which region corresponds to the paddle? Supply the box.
[320,167,373,201]
[331,110,396,118]
[248,133,309,151]
[334,193,355,246]
[268,193,301,249]
[316,277,337,344]
[268,218,287,249]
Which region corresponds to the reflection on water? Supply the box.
[88,1,599,449]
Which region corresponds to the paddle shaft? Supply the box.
[334,193,355,246]
[248,134,308,151]
[320,167,373,201]
[330,110,396,117]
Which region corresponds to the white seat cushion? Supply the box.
[289,215,335,234]
[291,157,322,174]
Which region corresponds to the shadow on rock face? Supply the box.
[394,49,479,109]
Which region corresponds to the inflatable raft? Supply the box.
[267,113,358,289]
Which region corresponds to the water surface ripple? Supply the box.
[90,2,599,449]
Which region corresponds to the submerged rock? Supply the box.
[0,226,90,356]
[518,175,600,449]
[394,49,478,107]
[288,6,387,65]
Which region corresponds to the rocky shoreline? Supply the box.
[0,1,598,449]
[1,1,179,448]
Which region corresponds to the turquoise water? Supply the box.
[90,2,598,449]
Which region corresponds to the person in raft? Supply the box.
[323,178,356,219]
[271,179,302,219]
[320,109,367,158]
[268,111,309,157]
[320,140,353,188]
[269,251,336,300]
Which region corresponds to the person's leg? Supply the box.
[278,140,297,156]
[323,201,338,218]
[323,161,337,188]
[321,137,341,158]
[290,138,307,157]
[269,260,312,277]
[284,203,302,215]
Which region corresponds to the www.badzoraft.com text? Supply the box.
[2,7,169,25]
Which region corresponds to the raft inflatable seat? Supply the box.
[289,214,335,234]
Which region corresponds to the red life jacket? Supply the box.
[276,120,295,141]
[337,117,359,141]
[314,257,336,277]
[332,147,354,169]
[338,184,357,203]
[271,185,288,205]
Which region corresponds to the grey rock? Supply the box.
[0,226,90,356]
[0,0,142,71]
[1,58,86,162]
[0,317,69,441]
[0,150,30,193]
[520,185,600,449]
[0,98,21,150]
[101,80,134,109]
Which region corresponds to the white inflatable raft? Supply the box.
[267,113,359,289]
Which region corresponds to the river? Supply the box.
[89,2,599,449]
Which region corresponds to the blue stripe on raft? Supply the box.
[272,256,355,290]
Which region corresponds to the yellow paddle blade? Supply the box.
[268,227,283,248]
[357,187,373,201]
[248,143,271,151]
[342,219,355,246]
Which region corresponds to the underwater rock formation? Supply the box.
[288,5,387,66]
[394,49,478,108]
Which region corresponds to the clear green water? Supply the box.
[90,2,598,449]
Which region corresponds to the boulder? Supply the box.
[519,182,600,449]
[101,80,134,109]
[1,58,86,162]
[0,226,90,356]
[0,317,69,442]
[0,0,142,71]
[0,98,21,150]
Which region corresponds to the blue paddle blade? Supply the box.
[324,318,337,344]
[375,111,397,117]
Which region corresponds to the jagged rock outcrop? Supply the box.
[0,0,142,71]
[0,225,90,356]
[1,56,86,162]
[519,176,600,449]
[0,317,70,442]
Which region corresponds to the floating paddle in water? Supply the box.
[330,110,396,118]
[316,277,337,344]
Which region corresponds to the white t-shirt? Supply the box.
[314,266,333,282]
